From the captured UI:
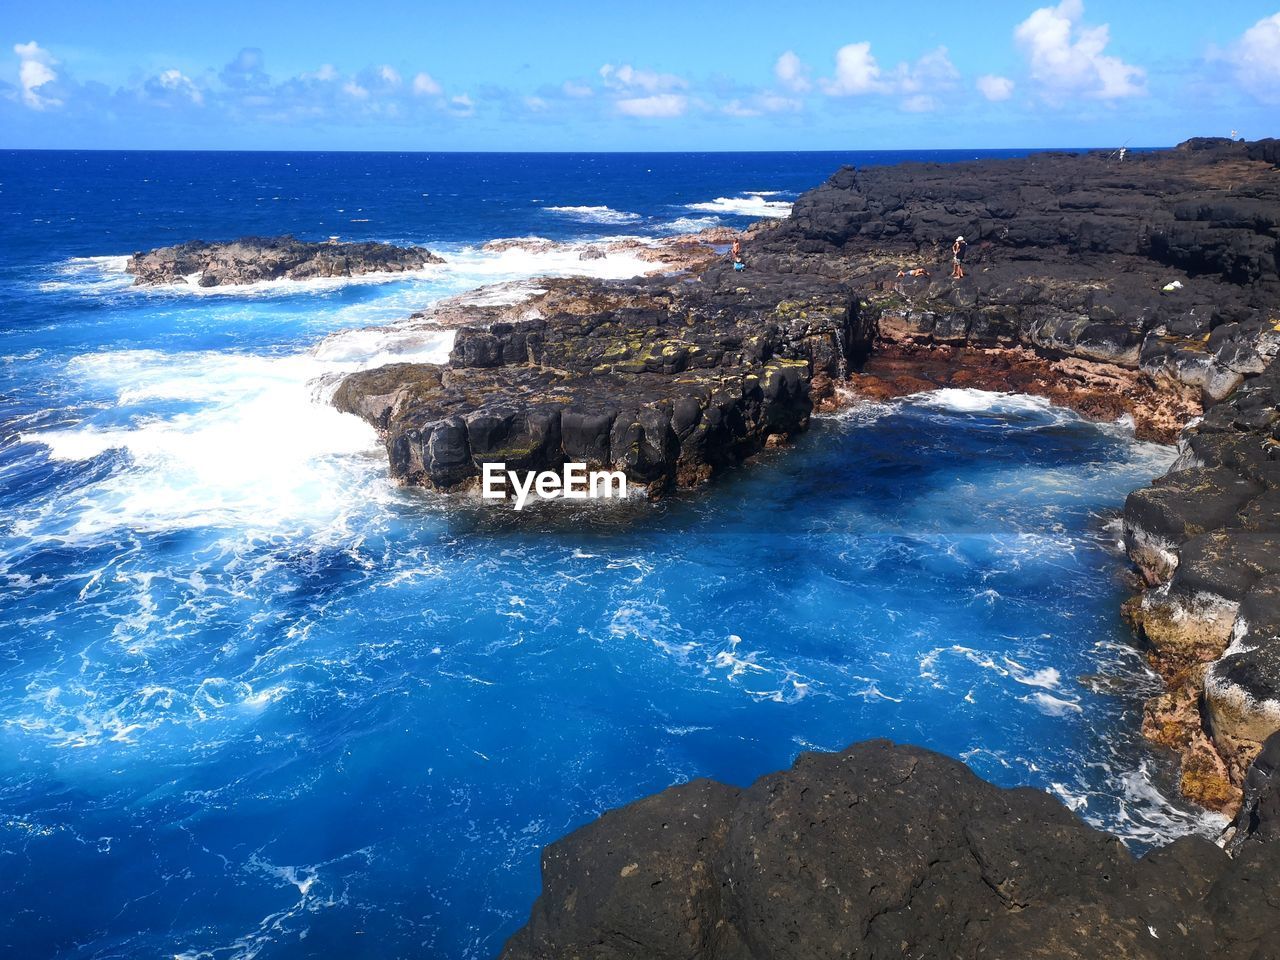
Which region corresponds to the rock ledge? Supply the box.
[502,739,1280,960]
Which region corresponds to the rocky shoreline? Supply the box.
[156,139,1280,953]
[332,138,1280,817]
[476,140,1275,955]
[1123,359,1280,811]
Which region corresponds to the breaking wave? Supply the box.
[545,204,643,225]
[685,193,793,218]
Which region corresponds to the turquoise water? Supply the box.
[0,151,1213,959]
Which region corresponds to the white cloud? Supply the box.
[1014,0,1144,100]
[600,63,686,93]
[155,68,203,105]
[616,93,687,117]
[759,92,802,113]
[2,44,477,126]
[723,92,802,117]
[977,74,1015,101]
[774,51,811,93]
[597,63,688,117]
[820,42,885,96]
[562,80,594,98]
[723,100,760,118]
[14,41,61,110]
[412,71,442,96]
[220,47,268,89]
[1231,12,1280,104]
[524,95,548,112]
[819,42,956,111]
[892,46,958,95]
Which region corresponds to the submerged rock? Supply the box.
[125,235,444,287]
[501,740,1280,960]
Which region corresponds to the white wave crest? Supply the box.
[16,233,663,541]
[912,388,1061,416]
[545,205,642,224]
[37,256,134,295]
[17,323,454,537]
[439,238,658,284]
[685,195,792,218]
[660,216,723,234]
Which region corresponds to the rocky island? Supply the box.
[125,234,445,287]
[326,138,1280,956]
[333,272,867,494]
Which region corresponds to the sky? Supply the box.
[3,0,1279,151]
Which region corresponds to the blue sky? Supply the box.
[3,0,1279,150]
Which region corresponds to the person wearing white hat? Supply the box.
[951,235,968,279]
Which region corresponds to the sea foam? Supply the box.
[545,205,643,224]
[685,194,792,218]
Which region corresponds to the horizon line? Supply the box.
[0,144,1169,155]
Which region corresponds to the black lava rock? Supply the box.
[501,741,1280,960]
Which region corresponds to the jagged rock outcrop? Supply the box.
[501,739,1280,960]
[125,235,444,287]
[335,272,870,495]
[1124,359,1280,810]
[748,138,1279,438]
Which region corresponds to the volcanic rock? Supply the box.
[335,271,870,495]
[749,139,1280,413]
[1229,730,1280,852]
[1124,360,1280,807]
[501,740,1280,960]
[125,235,444,287]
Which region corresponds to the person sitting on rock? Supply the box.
[951,236,968,279]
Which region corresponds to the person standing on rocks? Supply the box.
[951,235,967,279]
[731,237,744,271]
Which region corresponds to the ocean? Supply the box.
[0,150,1216,959]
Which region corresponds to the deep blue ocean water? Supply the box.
[0,150,1216,960]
